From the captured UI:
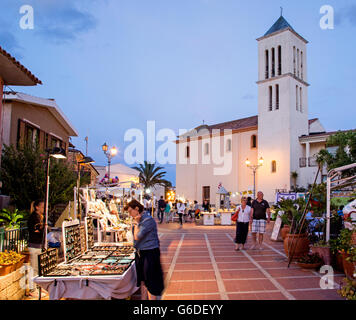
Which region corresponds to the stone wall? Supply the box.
[0,265,26,300]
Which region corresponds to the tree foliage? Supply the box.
[0,143,78,211]
[132,161,171,190]
[316,131,356,174]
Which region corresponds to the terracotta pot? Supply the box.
[283,233,310,259]
[297,262,322,270]
[311,246,332,265]
[281,226,291,240]
[0,264,13,276]
[341,252,356,280]
[334,252,344,272]
[15,258,24,271]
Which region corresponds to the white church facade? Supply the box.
[175,15,350,204]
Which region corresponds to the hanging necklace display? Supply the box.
[62,220,82,263]
[38,248,58,276]
[85,216,95,250]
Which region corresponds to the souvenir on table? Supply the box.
[90,189,96,202]
[38,248,58,276]
[85,216,95,250]
[63,222,82,262]
[80,226,87,254]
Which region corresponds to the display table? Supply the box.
[220,211,234,226]
[33,262,138,300]
[202,212,215,226]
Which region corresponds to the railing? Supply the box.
[0,227,29,252]
[308,157,319,167]
[299,157,307,168]
[299,157,319,168]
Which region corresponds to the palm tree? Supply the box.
[132,161,171,190]
[291,171,298,191]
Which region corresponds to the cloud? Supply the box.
[0,31,23,59]
[34,3,97,44]
[241,94,255,100]
[335,5,356,27]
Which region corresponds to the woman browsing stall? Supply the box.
[124,200,164,300]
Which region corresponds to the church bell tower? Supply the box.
[256,15,310,201]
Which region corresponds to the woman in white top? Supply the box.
[176,201,186,226]
[235,197,253,251]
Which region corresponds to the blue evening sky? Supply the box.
[1,0,355,184]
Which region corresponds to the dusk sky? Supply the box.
[1,0,355,184]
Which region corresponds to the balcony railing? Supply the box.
[299,157,307,168]
[308,157,319,167]
[299,157,319,168]
[0,227,29,252]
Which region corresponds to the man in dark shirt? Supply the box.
[157,196,166,224]
[250,191,271,250]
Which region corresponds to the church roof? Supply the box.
[258,15,308,43]
[208,115,258,131]
[264,16,295,37]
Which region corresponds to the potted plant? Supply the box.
[338,278,356,300]
[311,240,332,266]
[297,253,323,270]
[0,251,24,276]
[279,199,310,259]
[0,208,25,230]
[329,238,345,272]
[342,247,356,280]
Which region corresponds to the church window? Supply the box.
[186,146,190,158]
[227,139,232,152]
[293,46,296,75]
[272,161,277,173]
[204,143,209,155]
[300,87,303,113]
[278,46,282,75]
[301,51,304,80]
[296,85,299,111]
[251,135,257,149]
[265,50,269,79]
[271,48,275,77]
[275,84,279,110]
[269,86,273,111]
[297,49,300,77]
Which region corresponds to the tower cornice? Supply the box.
[256,73,310,87]
[257,27,308,44]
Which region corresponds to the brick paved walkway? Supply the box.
[158,221,344,300]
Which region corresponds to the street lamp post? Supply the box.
[43,147,67,250]
[77,156,95,220]
[102,143,118,182]
[245,157,264,200]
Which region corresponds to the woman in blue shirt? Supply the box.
[125,199,164,300]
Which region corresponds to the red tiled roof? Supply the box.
[207,115,258,131]
[0,45,42,85]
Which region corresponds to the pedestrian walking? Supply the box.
[157,196,166,224]
[164,201,172,223]
[234,197,252,251]
[125,200,164,300]
[250,191,271,250]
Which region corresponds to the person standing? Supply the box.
[157,196,166,224]
[250,191,271,250]
[202,200,210,212]
[27,199,45,294]
[164,201,172,223]
[234,197,252,251]
[176,201,186,227]
[125,200,164,300]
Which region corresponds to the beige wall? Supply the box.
[176,129,258,205]
[4,101,70,148]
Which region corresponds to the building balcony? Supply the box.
[299,157,319,168]
[299,157,307,168]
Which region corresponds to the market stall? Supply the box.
[33,217,138,300]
